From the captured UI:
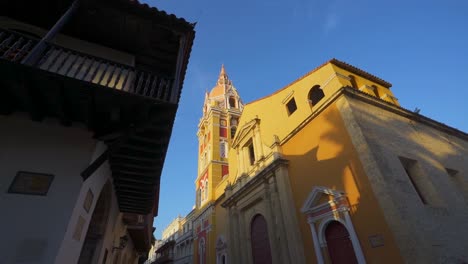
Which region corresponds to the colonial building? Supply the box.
[145,239,163,264]
[0,0,194,263]
[153,212,195,264]
[190,60,468,264]
[174,209,196,264]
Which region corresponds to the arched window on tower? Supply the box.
[229,96,236,108]
[308,85,325,106]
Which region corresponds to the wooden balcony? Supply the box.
[0,28,192,217]
[0,29,175,103]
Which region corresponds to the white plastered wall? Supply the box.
[0,114,96,264]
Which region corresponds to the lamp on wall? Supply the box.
[112,235,129,252]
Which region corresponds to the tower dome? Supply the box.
[209,64,231,98]
[203,64,243,113]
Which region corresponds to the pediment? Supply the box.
[301,186,344,213]
[231,118,260,148]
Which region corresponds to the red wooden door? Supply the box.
[325,221,359,264]
[251,214,273,264]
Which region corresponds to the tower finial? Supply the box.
[217,64,228,85]
[220,64,226,76]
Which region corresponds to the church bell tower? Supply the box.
[193,65,243,264]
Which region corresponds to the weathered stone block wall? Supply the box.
[339,95,468,263]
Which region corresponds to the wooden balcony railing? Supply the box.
[0,29,175,102]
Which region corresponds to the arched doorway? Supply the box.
[250,214,273,264]
[78,182,112,264]
[325,221,358,264]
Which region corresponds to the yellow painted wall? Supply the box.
[281,103,403,263]
[225,61,399,188]
[330,65,400,106]
[208,60,403,264]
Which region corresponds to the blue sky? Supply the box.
[144,0,468,238]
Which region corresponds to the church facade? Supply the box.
[189,60,468,264]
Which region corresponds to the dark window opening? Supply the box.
[231,126,237,139]
[248,141,255,165]
[446,168,459,177]
[229,97,236,108]
[399,157,427,204]
[286,98,297,115]
[309,85,325,106]
[371,85,380,98]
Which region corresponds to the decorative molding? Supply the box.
[302,186,366,264]
[221,158,288,208]
[335,72,352,80]
[281,91,295,104]
[231,118,260,148]
[301,186,345,213]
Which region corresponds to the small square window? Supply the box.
[286,98,297,115]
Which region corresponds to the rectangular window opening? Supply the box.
[248,141,255,165]
[399,157,427,204]
[446,168,459,177]
[286,98,297,115]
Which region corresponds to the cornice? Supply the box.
[221,158,288,208]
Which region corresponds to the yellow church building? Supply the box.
[190,59,468,264]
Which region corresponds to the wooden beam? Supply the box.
[119,205,152,212]
[119,205,151,211]
[119,144,161,154]
[95,130,124,141]
[116,190,152,201]
[111,162,160,171]
[119,200,152,206]
[115,188,153,196]
[170,34,186,103]
[112,169,157,177]
[111,154,157,163]
[115,185,155,193]
[119,208,151,214]
[80,149,109,180]
[114,177,154,185]
[128,136,167,146]
[110,158,155,168]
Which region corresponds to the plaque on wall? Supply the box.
[8,171,54,196]
[369,234,384,248]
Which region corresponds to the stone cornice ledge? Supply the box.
[221,158,288,208]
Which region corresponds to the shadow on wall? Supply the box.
[280,107,370,262]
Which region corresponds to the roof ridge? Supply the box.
[245,58,391,106]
